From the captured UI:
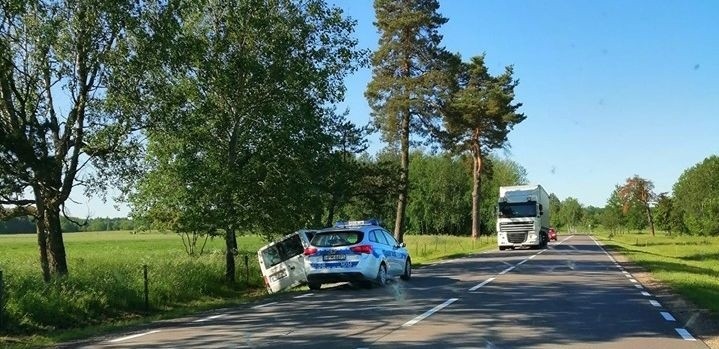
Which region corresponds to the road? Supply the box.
[68,235,708,348]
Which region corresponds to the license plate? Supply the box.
[323,254,346,261]
[270,270,287,282]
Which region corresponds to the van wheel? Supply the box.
[400,258,412,281]
[308,282,321,291]
[376,263,388,286]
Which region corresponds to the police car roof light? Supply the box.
[334,219,379,228]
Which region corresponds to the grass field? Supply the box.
[0,230,494,347]
[593,230,719,317]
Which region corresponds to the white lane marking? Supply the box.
[622,271,630,275]
[661,312,676,321]
[402,298,458,327]
[193,314,225,323]
[675,328,697,341]
[528,255,536,259]
[624,274,633,278]
[516,259,529,266]
[294,293,314,299]
[629,278,638,283]
[109,330,161,343]
[635,284,643,289]
[469,277,496,291]
[641,291,651,297]
[650,300,662,307]
[252,301,278,309]
[498,266,515,275]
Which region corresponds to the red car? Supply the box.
[548,228,557,241]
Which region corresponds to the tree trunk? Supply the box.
[34,200,51,282]
[471,152,482,239]
[394,111,410,243]
[224,228,237,283]
[325,194,337,228]
[45,202,68,276]
[645,204,655,237]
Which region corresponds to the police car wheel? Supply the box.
[308,282,321,291]
[376,263,388,286]
[400,258,411,281]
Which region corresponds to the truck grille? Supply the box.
[507,232,527,243]
[499,222,534,233]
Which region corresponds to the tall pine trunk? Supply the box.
[394,111,410,243]
[471,151,482,239]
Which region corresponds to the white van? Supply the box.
[257,230,316,293]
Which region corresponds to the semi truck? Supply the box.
[496,184,550,250]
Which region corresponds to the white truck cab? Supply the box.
[257,230,316,293]
[496,184,550,250]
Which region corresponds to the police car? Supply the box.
[303,220,411,290]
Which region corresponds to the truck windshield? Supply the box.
[498,202,537,218]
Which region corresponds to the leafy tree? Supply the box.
[0,0,174,280]
[673,155,719,235]
[548,193,562,228]
[130,0,364,282]
[557,197,583,232]
[654,193,673,233]
[601,187,624,233]
[365,0,452,243]
[443,55,525,238]
[618,175,656,236]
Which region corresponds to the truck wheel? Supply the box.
[308,282,321,290]
[499,246,507,251]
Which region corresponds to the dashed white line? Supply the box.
[675,328,697,341]
[108,330,160,343]
[294,293,315,299]
[498,266,515,275]
[622,271,630,275]
[528,255,536,259]
[193,314,225,323]
[629,278,638,283]
[634,284,643,289]
[624,274,633,278]
[469,277,496,291]
[516,259,528,266]
[402,298,458,327]
[661,312,676,321]
[252,301,278,309]
[641,291,651,297]
[649,300,662,307]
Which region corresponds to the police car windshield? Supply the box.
[311,231,363,247]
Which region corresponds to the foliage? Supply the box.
[0,0,178,280]
[365,0,452,242]
[672,155,719,236]
[555,197,583,231]
[548,193,562,228]
[128,0,366,281]
[618,175,656,236]
[442,55,525,238]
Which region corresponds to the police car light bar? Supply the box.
[334,219,379,228]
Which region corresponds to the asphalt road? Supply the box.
[68,234,709,348]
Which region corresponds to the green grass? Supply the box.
[0,230,494,348]
[593,229,719,317]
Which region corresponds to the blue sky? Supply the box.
[70,0,718,217]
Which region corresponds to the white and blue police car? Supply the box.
[303,220,411,290]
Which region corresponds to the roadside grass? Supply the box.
[593,229,719,318]
[0,231,493,348]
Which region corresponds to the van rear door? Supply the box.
[258,232,310,293]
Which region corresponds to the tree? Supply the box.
[0,0,173,280]
[130,0,364,282]
[548,193,562,228]
[443,55,526,238]
[673,155,719,235]
[365,0,452,243]
[618,175,656,236]
[557,197,583,232]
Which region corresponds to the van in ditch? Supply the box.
[257,230,316,293]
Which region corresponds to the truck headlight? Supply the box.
[529,233,537,240]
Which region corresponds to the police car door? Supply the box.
[381,229,403,275]
[258,233,307,293]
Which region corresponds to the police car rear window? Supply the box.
[311,231,363,247]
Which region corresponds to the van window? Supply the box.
[261,234,304,268]
[311,231,364,247]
